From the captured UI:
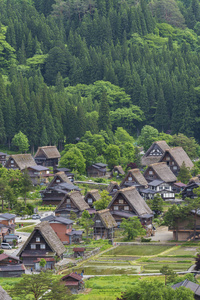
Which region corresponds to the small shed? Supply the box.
[73,247,86,258]
[61,272,84,294]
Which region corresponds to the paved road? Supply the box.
[151,226,173,242]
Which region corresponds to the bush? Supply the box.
[141,237,151,242]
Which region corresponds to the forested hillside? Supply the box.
[0,0,200,151]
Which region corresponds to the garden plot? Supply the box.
[159,246,197,257]
[74,265,140,275]
[102,245,173,256]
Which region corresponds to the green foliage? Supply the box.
[94,190,112,210]
[177,162,192,183]
[148,194,164,216]
[120,217,146,241]
[12,131,29,153]
[138,125,159,152]
[79,210,94,237]
[59,147,86,174]
[39,258,46,268]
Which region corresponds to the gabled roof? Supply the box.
[18,221,65,257]
[121,169,148,187]
[0,152,6,156]
[142,141,170,166]
[148,180,164,187]
[107,181,120,194]
[56,191,90,212]
[0,213,16,220]
[41,215,73,225]
[96,209,117,229]
[0,253,21,262]
[189,177,200,184]
[47,172,72,190]
[173,182,187,187]
[108,186,153,217]
[0,286,12,300]
[144,162,177,183]
[62,272,82,281]
[6,154,36,170]
[84,189,101,201]
[160,147,194,169]
[112,165,125,175]
[28,165,49,171]
[171,279,200,296]
[34,146,60,159]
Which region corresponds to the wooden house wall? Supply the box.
[160,153,179,175]
[22,230,52,252]
[42,191,65,205]
[109,194,134,213]
[144,167,160,182]
[87,166,106,177]
[0,154,6,166]
[84,194,96,208]
[5,157,19,170]
[0,257,20,265]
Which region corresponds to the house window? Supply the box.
[34,172,39,175]
[56,179,60,183]
[149,171,153,175]
[114,206,119,210]
[36,237,40,242]
[66,204,71,208]
[40,244,46,249]
[88,198,93,204]
[124,206,129,210]
[96,220,101,223]
[166,156,170,161]
[159,186,163,190]
[113,189,117,192]
[119,200,123,204]
[11,160,14,163]
[46,171,49,174]
[31,244,36,249]
[128,177,132,181]
[172,161,174,165]
[173,166,177,170]
[67,199,70,204]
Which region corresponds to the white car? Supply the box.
[32,214,41,219]
[17,236,22,243]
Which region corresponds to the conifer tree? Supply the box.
[98,90,111,132]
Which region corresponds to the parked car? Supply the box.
[17,236,22,243]
[3,235,22,244]
[32,214,41,219]
[1,243,12,249]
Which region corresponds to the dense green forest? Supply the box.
[1,0,200,151]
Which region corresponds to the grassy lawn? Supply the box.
[76,275,165,300]
[17,225,35,233]
[15,222,35,229]
[102,245,173,256]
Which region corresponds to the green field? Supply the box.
[102,245,173,256]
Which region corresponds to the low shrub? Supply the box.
[141,237,151,242]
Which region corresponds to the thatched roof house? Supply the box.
[34,146,60,167]
[49,171,72,187]
[55,191,90,218]
[159,147,194,175]
[106,181,120,195]
[142,141,170,166]
[111,165,125,177]
[108,186,153,225]
[120,168,148,189]
[84,189,101,208]
[0,286,12,300]
[18,221,65,266]
[144,162,177,183]
[93,209,117,239]
[5,154,36,170]
[171,279,200,298]
[96,209,117,229]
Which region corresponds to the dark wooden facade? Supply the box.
[181,182,200,199]
[55,195,80,219]
[160,152,180,176]
[0,152,6,167]
[27,166,50,186]
[87,163,107,177]
[34,146,60,167]
[93,214,115,239]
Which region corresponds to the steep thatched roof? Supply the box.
[107,181,120,193]
[56,191,90,212]
[112,165,125,175]
[96,209,117,229]
[0,286,12,300]
[85,189,101,201]
[142,141,170,166]
[18,221,65,257]
[108,186,153,216]
[49,171,71,187]
[35,146,60,159]
[7,154,36,170]
[189,177,200,184]
[144,162,177,183]
[121,169,148,187]
[160,147,194,169]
